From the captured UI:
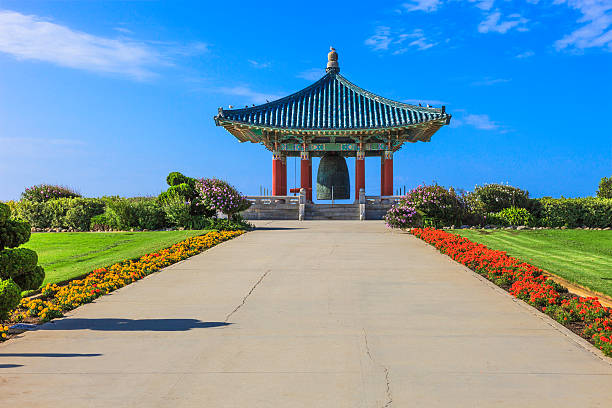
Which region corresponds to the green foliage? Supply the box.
[206,217,253,231]
[158,190,192,228]
[13,265,45,291]
[489,207,534,226]
[15,198,105,231]
[597,176,612,199]
[464,183,530,214]
[398,184,464,226]
[21,184,81,202]
[103,197,166,230]
[0,219,31,250]
[166,171,192,187]
[0,203,10,224]
[536,197,612,228]
[89,213,113,231]
[0,279,21,320]
[0,248,38,279]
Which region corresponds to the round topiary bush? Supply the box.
[0,203,46,320]
[166,172,192,187]
[489,207,534,226]
[0,279,21,320]
[21,184,81,202]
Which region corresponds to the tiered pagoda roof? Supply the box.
[214,48,451,156]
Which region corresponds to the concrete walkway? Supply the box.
[1,221,611,407]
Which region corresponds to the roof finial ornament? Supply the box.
[326,46,339,74]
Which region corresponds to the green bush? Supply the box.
[15,198,104,231]
[0,248,38,279]
[0,219,31,249]
[159,190,192,228]
[597,176,612,199]
[490,207,534,226]
[64,198,105,231]
[464,184,530,214]
[21,184,80,202]
[89,213,112,231]
[536,197,612,228]
[0,203,45,309]
[103,197,166,230]
[207,217,253,231]
[166,171,192,187]
[13,265,45,291]
[0,279,21,320]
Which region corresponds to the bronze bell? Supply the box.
[317,153,350,200]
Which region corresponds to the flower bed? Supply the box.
[1,230,244,338]
[411,228,612,357]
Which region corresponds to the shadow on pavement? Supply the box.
[0,353,101,357]
[0,364,23,368]
[41,318,231,332]
[255,227,305,231]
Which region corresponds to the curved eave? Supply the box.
[216,115,451,144]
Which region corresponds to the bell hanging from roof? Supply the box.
[317,153,350,200]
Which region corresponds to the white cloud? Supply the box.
[402,0,443,12]
[297,68,325,81]
[554,0,612,52]
[464,113,498,130]
[0,10,168,80]
[471,77,511,85]
[515,50,535,58]
[248,59,270,69]
[478,11,529,33]
[366,27,437,53]
[468,0,496,11]
[365,26,393,50]
[216,86,283,105]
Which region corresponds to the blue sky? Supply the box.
[0,0,610,201]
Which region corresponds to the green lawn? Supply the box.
[452,229,612,298]
[23,230,209,285]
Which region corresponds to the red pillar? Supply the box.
[272,153,282,196]
[383,151,393,196]
[380,155,385,196]
[300,151,312,202]
[355,152,365,202]
[280,156,287,195]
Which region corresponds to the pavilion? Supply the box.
[215,48,451,203]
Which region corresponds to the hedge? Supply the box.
[534,197,612,228]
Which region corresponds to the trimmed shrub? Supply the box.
[0,219,31,249]
[0,248,38,279]
[13,265,45,292]
[597,176,612,199]
[490,207,534,226]
[196,178,252,220]
[397,184,464,227]
[166,171,192,187]
[536,197,612,228]
[21,184,80,202]
[464,183,530,214]
[0,279,21,320]
[0,203,45,311]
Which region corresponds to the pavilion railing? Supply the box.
[245,195,300,206]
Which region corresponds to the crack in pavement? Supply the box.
[363,328,393,407]
[224,269,271,322]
